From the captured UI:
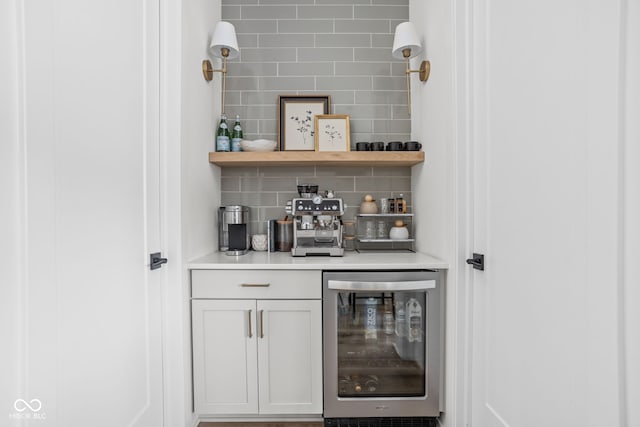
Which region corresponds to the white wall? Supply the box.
[0,0,23,419]
[624,1,640,424]
[181,2,221,261]
[181,0,222,424]
[409,1,457,425]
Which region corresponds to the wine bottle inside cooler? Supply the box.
[407,298,423,343]
[364,297,378,340]
[395,298,406,338]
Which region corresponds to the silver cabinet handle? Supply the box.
[241,283,271,287]
[328,279,436,292]
[259,310,264,339]
[247,309,253,338]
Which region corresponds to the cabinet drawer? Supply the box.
[191,269,321,299]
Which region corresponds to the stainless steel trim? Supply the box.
[327,279,436,292]
[241,283,271,287]
[247,309,252,338]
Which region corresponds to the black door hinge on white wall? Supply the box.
[466,253,485,271]
[150,252,168,270]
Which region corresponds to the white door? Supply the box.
[466,1,625,426]
[192,299,259,415]
[1,1,165,426]
[257,300,323,414]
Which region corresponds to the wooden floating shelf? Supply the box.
[209,151,425,167]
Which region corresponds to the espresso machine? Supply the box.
[286,188,345,257]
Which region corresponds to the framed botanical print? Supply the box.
[278,95,330,151]
[315,114,351,152]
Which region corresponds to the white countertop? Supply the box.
[188,251,448,270]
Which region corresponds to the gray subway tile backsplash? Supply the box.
[259,76,316,90]
[227,19,277,34]
[219,0,413,218]
[334,19,392,34]
[354,47,397,62]
[222,0,257,4]
[354,5,409,20]
[315,34,371,48]
[277,19,334,34]
[297,47,354,62]
[221,166,413,222]
[258,0,314,4]
[278,62,334,76]
[241,91,284,105]
[259,34,315,48]
[355,90,407,105]
[315,76,372,90]
[297,5,354,19]
[221,5,241,19]
[241,5,297,19]
[240,47,297,62]
[335,62,391,76]
[227,62,278,77]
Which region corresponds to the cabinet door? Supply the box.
[192,299,258,414]
[257,300,323,414]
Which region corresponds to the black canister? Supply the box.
[267,219,277,252]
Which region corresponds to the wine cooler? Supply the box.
[322,270,443,422]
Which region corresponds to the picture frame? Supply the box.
[315,114,351,152]
[278,95,330,151]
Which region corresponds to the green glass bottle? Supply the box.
[216,114,230,152]
[231,115,243,152]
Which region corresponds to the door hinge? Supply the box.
[466,253,484,271]
[150,252,168,270]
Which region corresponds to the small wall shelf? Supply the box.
[208,151,425,167]
[355,213,415,252]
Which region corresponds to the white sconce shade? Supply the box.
[202,21,240,114]
[391,21,430,117]
[392,22,422,59]
[210,21,239,60]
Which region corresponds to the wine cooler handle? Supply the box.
[247,310,253,338]
[259,310,264,339]
[328,279,436,292]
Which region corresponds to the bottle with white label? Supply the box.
[406,298,423,343]
[231,115,243,152]
[364,297,378,340]
[383,299,394,335]
[216,114,230,152]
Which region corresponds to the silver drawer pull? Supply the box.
[241,283,271,287]
[259,310,264,339]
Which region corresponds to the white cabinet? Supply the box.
[191,270,323,416]
[192,299,259,414]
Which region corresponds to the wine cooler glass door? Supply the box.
[323,271,442,418]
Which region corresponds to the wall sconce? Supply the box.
[392,22,430,117]
[202,21,239,114]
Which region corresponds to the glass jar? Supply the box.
[343,235,356,251]
[364,220,375,239]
